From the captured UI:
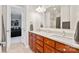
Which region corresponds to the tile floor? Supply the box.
[8,43,33,53]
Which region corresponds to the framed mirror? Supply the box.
[62,21,70,29]
[40,5,71,30]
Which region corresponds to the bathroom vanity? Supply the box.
[29,31,79,53]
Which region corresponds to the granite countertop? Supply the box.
[30,31,79,49]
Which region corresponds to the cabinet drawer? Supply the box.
[55,50,61,53]
[36,35,43,41]
[56,42,79,53]
[44,38,55,47]
[56,42,69,52]
[44,44,55,53]
[67,47,79,53]
[36,39,43,47]
[36,43,43,53]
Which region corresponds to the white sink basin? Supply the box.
[49,34,63,38]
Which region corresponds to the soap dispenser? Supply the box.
[30,24,33,31]
[74,21,79,44]
[40,24,43,28]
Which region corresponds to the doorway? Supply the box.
[11,6,22,44]
[2,6,27,52]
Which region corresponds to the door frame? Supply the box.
[3,5,26,52]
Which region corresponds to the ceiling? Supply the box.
[26,5,61,13]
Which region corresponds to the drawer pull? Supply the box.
[63,49,66,51]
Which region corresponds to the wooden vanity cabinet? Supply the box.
[56,42,79,53]
[44,44,55,53]
[36,35,43,42]
[36,39,43,47]
[35,34,44,53]
[35,43,43,53]
[56,42,69,53]
[67,46,79,53]
[32,40,36,52]
[44,37,55,53]
[55,50,61,53]
[29,32,79,53]
[29,32,36,52]
[29,32,44,53]
[44,38,55,48]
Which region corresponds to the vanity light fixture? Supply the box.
[36,6,46,13]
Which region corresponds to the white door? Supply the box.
[3,6,26,52]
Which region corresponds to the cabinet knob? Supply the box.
[63,48,66,51]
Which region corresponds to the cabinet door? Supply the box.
[55,50,61,53]
[36,39,43,47]
[35,43,43,53]
[56,42,79,53]
[67,47,79,53]
[44,44,55,53]
[44,38,55,48]
[31,33,37,52]
[36,35,43,42]
[56,42,69,53]
[32,41,37,52]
